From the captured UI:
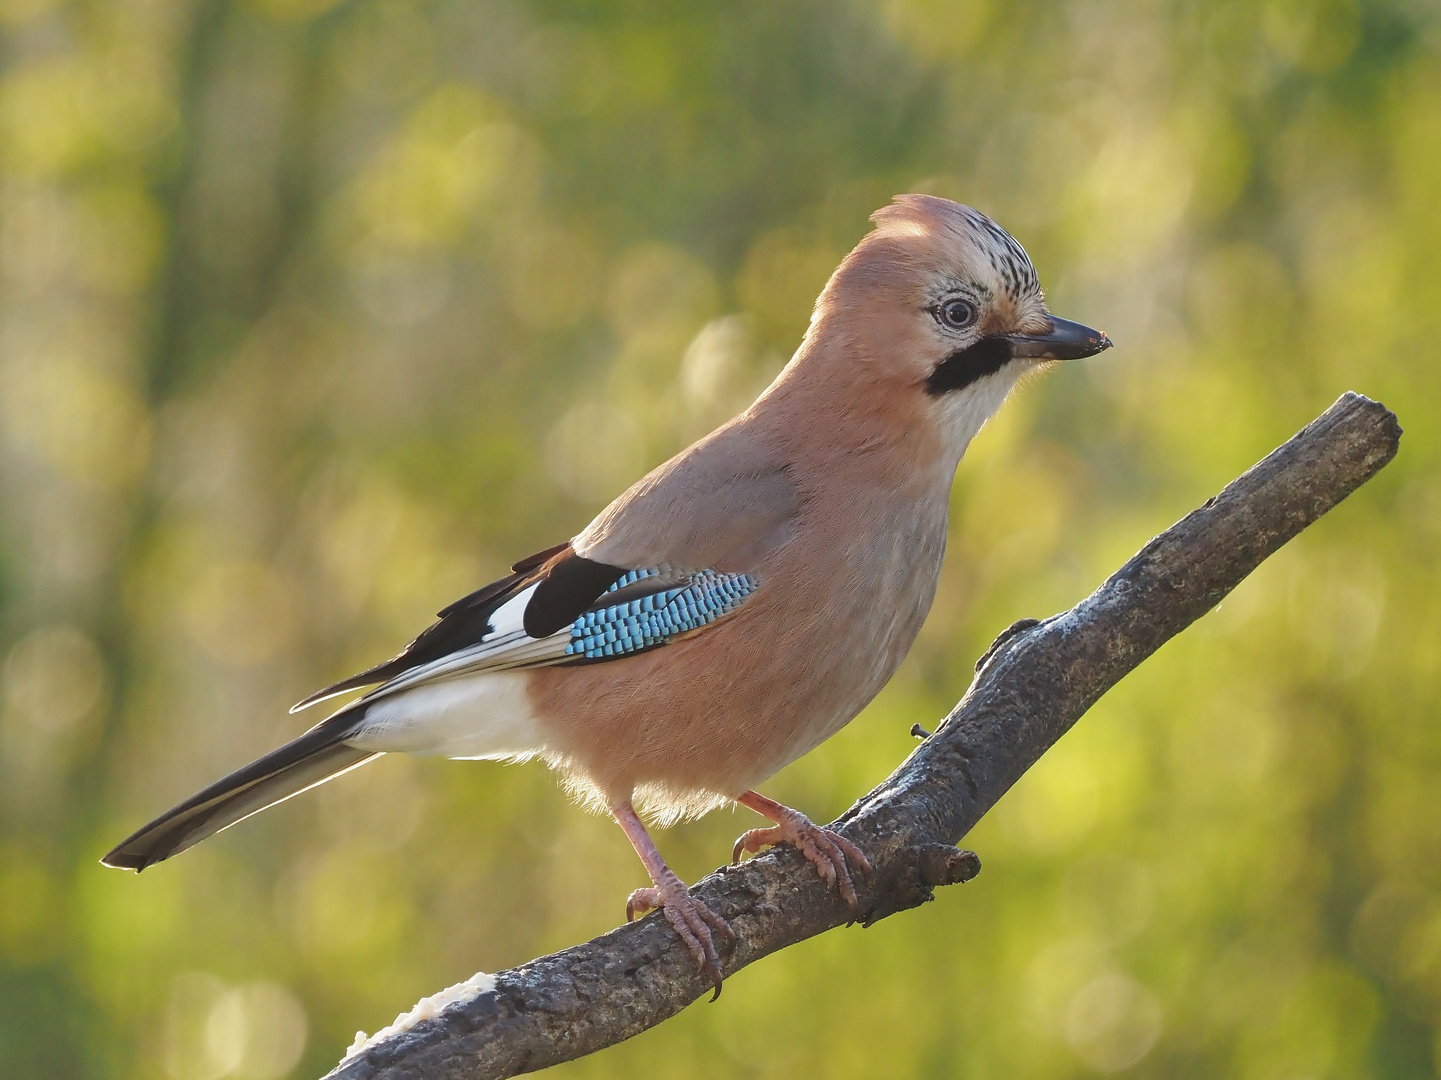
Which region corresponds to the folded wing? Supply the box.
[104,540,763,871]
[297,543,759,714]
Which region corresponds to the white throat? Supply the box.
[931,366,1024,472]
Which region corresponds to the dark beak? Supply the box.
[1005,316,1112,360]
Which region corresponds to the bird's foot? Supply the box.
[732,807,872,913]
[626,867,735,998]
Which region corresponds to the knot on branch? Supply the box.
[861,844,981,926]
[916,844,981,887]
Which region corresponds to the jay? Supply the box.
[104,195,1110,991]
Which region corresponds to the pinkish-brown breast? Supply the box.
[526,456,951,822]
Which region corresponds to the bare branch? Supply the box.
[326,392,1401,1080]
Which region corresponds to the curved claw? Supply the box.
[731,833,751,866]
[703,964,724,1001]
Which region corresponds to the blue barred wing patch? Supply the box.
[565,568,758,659]
[602,567,667,593]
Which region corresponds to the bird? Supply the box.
[102,194,1111,994]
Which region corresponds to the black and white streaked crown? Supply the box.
[959,206,1041,301]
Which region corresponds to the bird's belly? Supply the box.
[345,671,545,760]
[529,521,947,812]
[765,590,935,768]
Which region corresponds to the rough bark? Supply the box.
[326,392,1401,1080]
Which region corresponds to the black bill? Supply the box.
[1005,316,1112,360]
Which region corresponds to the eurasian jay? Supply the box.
[103,194,1111,991]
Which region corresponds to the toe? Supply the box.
[805,839,840,888]
[665,900,726,994]
[696,897,737,943]
[662,905,709,966]
[829,830,873,880]
[834,864,859,913]
[626,887,661,922]
[812,831,858,910]
[793,828,841,888]
[731,826,779,864]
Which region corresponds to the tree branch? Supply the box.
[326,392,1401,1080]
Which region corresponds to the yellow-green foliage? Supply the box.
[0,1,1437,1077]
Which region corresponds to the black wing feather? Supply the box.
[291,542,626,711]
[102,708,375,871]
[523,554,628,637]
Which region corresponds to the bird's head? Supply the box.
[784,194,1111,458]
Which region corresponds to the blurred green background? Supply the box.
[1,0,1438,1076]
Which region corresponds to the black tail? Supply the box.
[102,712,378,872]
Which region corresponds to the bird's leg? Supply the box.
[731,790,872,913]
[611,802,734,998]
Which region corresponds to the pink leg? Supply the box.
[732,790,872,913]
[611,803,735,998]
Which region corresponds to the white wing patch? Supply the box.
[347,584,571,708]
[487,583,536,637]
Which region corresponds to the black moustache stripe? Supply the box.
[925,337,1014,395]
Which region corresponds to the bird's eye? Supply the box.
[936,298,977,331]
